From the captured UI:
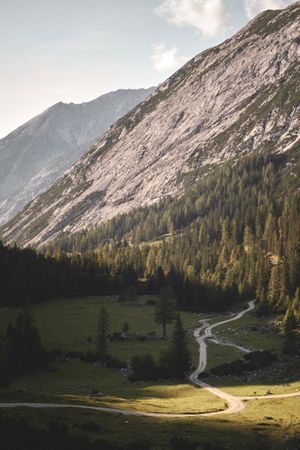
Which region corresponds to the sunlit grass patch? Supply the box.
[2,358,224,415]
[239,396,300,437]
[214,378,300,397]
[66,383,225,414]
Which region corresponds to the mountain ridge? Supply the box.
[1,1,300,246]
[0,87,154,225]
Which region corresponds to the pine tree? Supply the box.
[267,265,281,309]
[155,287,176,337]
[122,321,129,334]
[97,307,109,360]
[160,314,191,379]
[282,305,297,334]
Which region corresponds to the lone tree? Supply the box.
[155,287,176,337]
[160,313,191,379]
[122,321,130,334]
[97,306,109,360]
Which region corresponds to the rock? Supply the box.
[0,88,154,226]
[3,2,300,246]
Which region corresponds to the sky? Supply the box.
[0,0,296,138]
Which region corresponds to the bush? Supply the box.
[105,356,127,369]
[80,352,126,369]
[210,351,277,376]
[146,299,156,306]
[129,354,160,382]
[282,333,300,355]
[243,351,277,368]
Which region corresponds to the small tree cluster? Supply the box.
[0,310,45,386]
[129,313,191,381]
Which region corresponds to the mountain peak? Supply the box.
[1,2,299,246]
[0,87,155,226]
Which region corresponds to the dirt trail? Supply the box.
[189,300,255,414]
[1,300,299,418]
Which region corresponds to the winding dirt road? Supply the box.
[189,300,256,415]
[1,300,299,418]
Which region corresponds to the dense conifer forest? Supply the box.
[0,242,114,306]
[44,150,300,318]
[1,150,299,324]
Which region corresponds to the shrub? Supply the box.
[129,354,160,382]
[210,351,277,376]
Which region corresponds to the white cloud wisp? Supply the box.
[151,43,188,72]
[155,0,227,37]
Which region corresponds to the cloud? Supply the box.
[155,0,227,37]
[245,0,295,19]
[151,43,188,72]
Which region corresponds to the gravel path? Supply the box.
[1,300,299,417]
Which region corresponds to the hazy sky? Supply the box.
[0,0,295,138]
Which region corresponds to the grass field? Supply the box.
[0,296,224,414]
[1,360,225,414]
[0,296,299,449]
[0,296,199,365]
[206,341,243,371]
[1,395,299,450]
[214,308,284,353]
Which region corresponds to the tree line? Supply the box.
[0,242,116,306]
[1,150,299,324]
[44,150,299,320]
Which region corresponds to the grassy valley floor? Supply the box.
[0,296,299,449]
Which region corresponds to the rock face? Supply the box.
[1,2,300,246]
[0,88,154,225]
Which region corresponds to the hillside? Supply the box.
[45,149,300,317]
[0,87,154,225]
[1,2,299,247]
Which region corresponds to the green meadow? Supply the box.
[0,296,299,449]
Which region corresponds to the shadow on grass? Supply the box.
[1,405,297,450]
[200,357,300,397]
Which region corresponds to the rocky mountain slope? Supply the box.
[1,1,300,246]
[0,88,154,225]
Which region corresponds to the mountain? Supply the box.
[1,2,300,247]
[0,87,154,225]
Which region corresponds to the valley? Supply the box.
[0,296,299,449]
[0,2,300,449]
